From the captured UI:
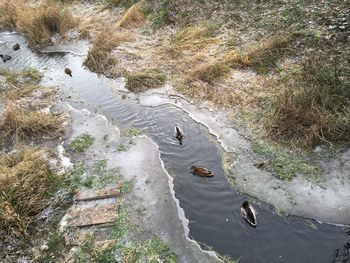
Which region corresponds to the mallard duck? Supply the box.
[241,201,257,227]
[190,165,214,177]
[175,124,183,145]
[13,43,20,51]
[0,54,12,63]
[64,68,72,77]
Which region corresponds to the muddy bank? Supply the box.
[112,84,350,226]
[63,103,221,263]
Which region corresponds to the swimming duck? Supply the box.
[64,68,72,77]
[0,54,12,63]
[190,165,214,177]
[175,124,183,145]
[13,43,20,51]
[241,201,257,227]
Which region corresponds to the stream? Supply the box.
[0,32,349,263]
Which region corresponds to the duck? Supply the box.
[64,68,72,77]
[13,43,20,51]
[0,54,12,63]
[190,165,214,177]
[241,201,257,227]
[174,124,183,145]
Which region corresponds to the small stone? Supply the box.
[41,243,48,251]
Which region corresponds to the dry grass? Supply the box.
[84,29,131,75]
[183,62,230,85]
[4,85,39,101]
[116,4,146,29]
[0,104,63,144]
[264,54,350,147]
[167,25,218,58]
[0,69,42,86]
[0,0,22,30]
[223,34,292,72]
[0,148,52,237]
[126,71,166,92]
[0,0,78,48]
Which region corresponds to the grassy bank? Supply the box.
[88,0,350,150]
[0,0,78,48]
[0,69,73,262]
[0,69,179,262]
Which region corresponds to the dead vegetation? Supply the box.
[0,104,63,145]
[183,62,229,86]
[0,148,52,237]
[83,29,131,75]
[264,54,350,147]
[0,69,42,87]
[0,0,78,48]
[223,34,292,73]
[167,24,218,58]
[126,70,166,92]
[116,4,146,28]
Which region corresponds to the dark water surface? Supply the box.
[1,33,349,263]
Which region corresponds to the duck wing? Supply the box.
[175,125,183,135]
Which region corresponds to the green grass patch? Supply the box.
[71,234,117,263]
[253,142,319,180]
[120,238,178,263]
[123,127,142,137]
[112,201,131,240]
[70,164,121,189]
[70,133,94,152]
[39,230,69,262]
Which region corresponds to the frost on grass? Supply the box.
[70,133,94,152]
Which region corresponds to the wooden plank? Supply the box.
[75,186,121,202]
[70,204,118,227]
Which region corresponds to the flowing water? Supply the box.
[1,32,349,263]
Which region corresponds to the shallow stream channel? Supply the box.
[1,32,349,263]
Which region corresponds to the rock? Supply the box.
[40,243,49,251]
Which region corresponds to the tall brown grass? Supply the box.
[183,62,230,85]
[168,25,218,57]
[116,4,146,28]
[223,34,292,72]
[264,54,350,147]
[0,0,78,48]
[84,29,131,75]
[0,148,52,237]
[0,104,63,144]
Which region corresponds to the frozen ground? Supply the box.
[62,103,221,263]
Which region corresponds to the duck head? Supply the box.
[242,201,249,208]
